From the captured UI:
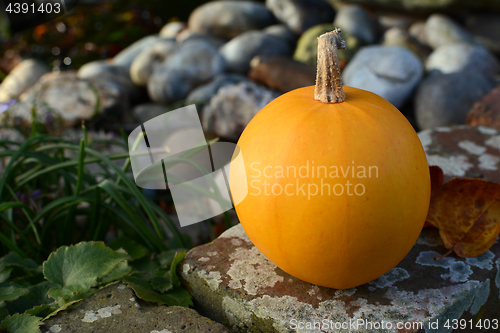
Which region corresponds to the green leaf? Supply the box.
[150,276,172,293]
[0,253,39,273]
[97,261,132,285]
[0,268,13,283]
[43,242,130,301]
[156,250,178,268]
[163,287,192,308]
[170,251,186,288]
[0,284,29,302]
[0,313,42,333]
[23,304,53,318]
[5,281,57,315]
[107,237,148,261]
[0,307,8,322]
[122,276,190,306]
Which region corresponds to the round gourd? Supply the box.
[229,29,430,289]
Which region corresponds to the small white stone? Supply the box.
[457,140,486,155]
[198,257,210,262]
[417,129,432,151]
[435,127,452,132]
[478,126,497,135]
[207,251,218,256]
[81,305,122,323]
[426,155,473,176]
[485,135,500,151]
[151,330,173,333]
[118,284,127,290]
[49,325,62,333]
[478,154,500,170]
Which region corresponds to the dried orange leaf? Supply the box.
[426,178,500,258]
[429,165,444,196]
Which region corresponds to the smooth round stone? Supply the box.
[333,4,378,44]
[159,21,186,39]
[111,35,161,69]
[186,74,249,106]
[383,27,430,60]
[263,24,297,45]
[148,40,226,105]
[3,72,126,127]
[132,103,169,123]
[188,1,275,40]
[78,61,144,103]
[466,14,500,54]
[0,59,50,102]
[266,0,335,35]
[426,43,500,78]
[343,46,423,109]
[177,31,227,49]
[415,70,494,130]
[130,39,178,86]
[294,23,361,66]
[424,14,476,49]
[220,30,293,73]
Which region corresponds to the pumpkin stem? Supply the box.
[314,28,346,104]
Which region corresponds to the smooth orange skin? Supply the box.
[229,86,431,289]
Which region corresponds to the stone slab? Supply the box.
[180,223,500,333]
[418,125,500,183]
[42,283,230,333]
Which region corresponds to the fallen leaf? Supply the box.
[424,165,445,228]
[426,176,500,258]
[429,165,444,195]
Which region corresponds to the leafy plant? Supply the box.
[0,125,190,261]
[0,242,192,333]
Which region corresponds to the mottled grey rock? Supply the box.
[2,71,126,127]
[266,0,335,35]
[188,1,275,40]
[424,14,476,49]
[415,71,494,130]
[148,40,226,105]
[343,46,423,108]
[202,81,280,140]
[426,43,500,78]
[78,61,144,103]
[333,4,378,44]
[466,14,500,54]
[132,103,169,123]
[130,39,178,86]
[180,223,500,333]
[220,30,293,74]
[0,59,50,102]
[418,125,500,182]
[111,35,161,69]
[42,283,230,333]
[294,24,361,66]
[159,21,186,38]
[186,74,249,106]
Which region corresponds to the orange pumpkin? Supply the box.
[229,29,430,289]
